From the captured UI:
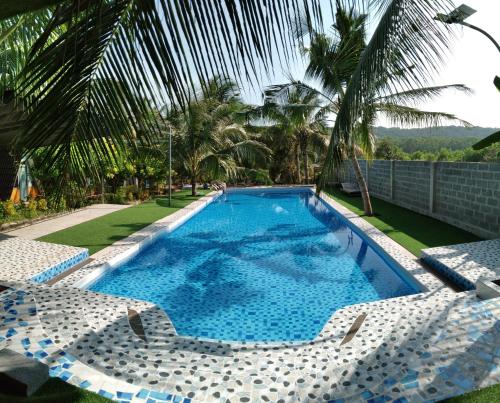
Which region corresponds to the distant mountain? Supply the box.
[373,126,499,139]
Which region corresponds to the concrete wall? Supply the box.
[339,160,500,239]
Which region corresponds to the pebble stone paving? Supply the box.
[0,188,498,402]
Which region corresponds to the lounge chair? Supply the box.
[340,182,361,196]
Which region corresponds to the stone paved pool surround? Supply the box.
[0,236,89,283]
[0,188,499,402]
[422,239,500,291]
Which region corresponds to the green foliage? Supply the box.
[26,198,38,218]
[374,137,500,162]
[168,76,270,194]
[2,200,17,217]
[244,169,273,185]
[37,198,48,211]
[374,138,407,160]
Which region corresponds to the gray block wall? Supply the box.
[339,160,500,239]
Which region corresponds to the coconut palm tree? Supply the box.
[167,77,270,196]
[287,3,471,215]
[251,84,330,184]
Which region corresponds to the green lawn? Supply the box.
[0,378,110,403]
[324,187,481,256]
[38,190,209,255]
[441,384,500,403]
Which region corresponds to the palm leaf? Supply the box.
[374,103,472,128]
[14,0,324,186]
[375,84,473,106]
[472,131,500,150]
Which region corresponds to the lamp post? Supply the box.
[168,126,172,207]
[436,4,500,53]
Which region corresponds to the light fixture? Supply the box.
[435,4,476,24]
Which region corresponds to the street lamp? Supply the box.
[435,4,500,53]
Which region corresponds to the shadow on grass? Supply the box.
[0,378,110,403]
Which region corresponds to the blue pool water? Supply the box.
[90,189,420,342]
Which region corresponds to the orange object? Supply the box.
[10,187,20,203]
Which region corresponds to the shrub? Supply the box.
[3,200,17,217]
[123,184,139,200]
[37,198,48,211]
[248,169,273,185]
[138,190,150,201]
[25,198,38,218]
[47,195,66,211]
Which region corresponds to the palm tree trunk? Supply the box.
[295,146,301,184]
[191,174,197,196]
[349,150,373,216]
[301,145,309,185]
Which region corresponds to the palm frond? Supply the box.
[375,103,472,128]
[320,0,456,187]
[14,0,324,185]
[375,84,473,106]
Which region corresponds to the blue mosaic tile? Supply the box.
[136,389,150,399]
[150,391,170,400]
[79,380,91,389]
[31,250,89,284]
[98,389,115,399]
[117,391,134,400]
[59,370,73,381]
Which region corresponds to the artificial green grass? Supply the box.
[440,384,500,402]
[0,378,110,403]
[324,187,481,256]
[37,190,209,255]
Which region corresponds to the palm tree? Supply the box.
[292,4,471,215]
[167,77,270,196]
[252,84,330,184]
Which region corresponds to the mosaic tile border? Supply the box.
[422,239,500,290]
[31,250,89,284]
[0,237,89,284]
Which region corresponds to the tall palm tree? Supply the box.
[252,84,330,184]
[167,77,270,196]
[293,3,470,215]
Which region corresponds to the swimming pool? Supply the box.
[90,188,421,342]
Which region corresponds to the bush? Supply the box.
[123,184,139,200]
[248,169,273,185]
[3,200,17,217]
[138,189,150,201]
[47,195,66,211]
[104,188,127,205]
[37,198,48,211]
[25,198,38,218]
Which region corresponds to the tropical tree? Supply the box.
[251,84,330,184]
[167,77,270,196]
[287,3,471,215]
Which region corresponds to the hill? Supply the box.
[373,126,498,139]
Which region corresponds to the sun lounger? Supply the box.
[340,182,361,195]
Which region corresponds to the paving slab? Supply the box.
[3,204,130,239]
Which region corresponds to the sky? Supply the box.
[240,0,500,128]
